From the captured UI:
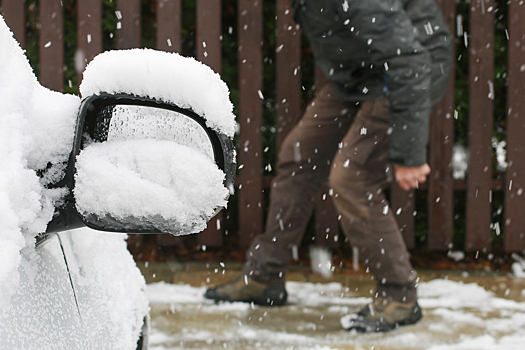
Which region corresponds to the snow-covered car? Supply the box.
[0,15,235,350]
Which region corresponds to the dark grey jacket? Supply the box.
[291,0,453,166]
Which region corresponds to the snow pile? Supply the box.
[453,139,507,180]
[310,246,334,278]
[452,144,468,180]
[74,138,228,235]
[79,48,236,137]
[418,279,502,309]
[510,253,525,278]
[0,15,79,300]
[492,137,508,173]
[447,250,465,262]
[147,282,207,305]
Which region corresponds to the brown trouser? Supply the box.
[242,84,418,302]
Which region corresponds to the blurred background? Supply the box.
[1,0,523,273]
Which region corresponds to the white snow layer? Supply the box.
[146,279,525,350]
[0,15,79,300]
[79,48,236,137]
[74,139,228,234]
[0,229,149,350]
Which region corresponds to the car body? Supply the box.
[0,15,235,350]
[1,230,149,350]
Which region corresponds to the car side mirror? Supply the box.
[46,93,235,235]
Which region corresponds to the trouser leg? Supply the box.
[242,84,358,284]
[329,99,418,302]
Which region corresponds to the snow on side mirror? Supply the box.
[71,94,235,235]
[46,48,236,236]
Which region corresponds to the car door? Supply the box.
[0,234,92,350]
[56,228,149,350]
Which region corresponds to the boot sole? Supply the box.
[204,288,287,306]
[343,303,423,333]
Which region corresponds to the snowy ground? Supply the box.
[144,268,525,350]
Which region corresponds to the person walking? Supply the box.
[205,0,453,333]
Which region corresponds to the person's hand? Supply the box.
[393,164,431,191]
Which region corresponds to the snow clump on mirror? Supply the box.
[79,48,236,137]
[74,139,229,235]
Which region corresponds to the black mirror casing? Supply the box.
[45,93,235,235]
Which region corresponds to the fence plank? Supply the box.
[505,0,525,252]
[428,0,456,250]
[237,0,264,246]
[428,105,455,250]
[391,186,415,249]
[197,0,221,73]
[77,0,102,81]
[315,186,339,248]
[154,0,183,247]
[465,0,495,251]
[152,0,185,247]
[39,0,64,91]
[116,0,141,49]
[1,0,25,47]
[275,0,339,247]
[8,1,525,254]
[310,69,339,248]
[115,0,141,249]
[275,0,301,147]
[156,0,181,53]
[196,0,224,247]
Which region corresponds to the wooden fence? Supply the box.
[2,0,525,253]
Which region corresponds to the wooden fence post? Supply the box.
[311,69,340,248]
[315,188,339,249]
[466,0,495,251]
[428,0,456,251]
[116,0,141,49]
[10,0,525,254]
[505,0,525,252]
[388,22,415,249]
[391,186,415,249]
[237,0,264,247]
[39,0,64,92]
[275,0,301,147]
[1,0,25,47]
[114,0,141,249]
[196,0,224,247]
[154,0,184,247]
[77,0,102,83]
[156,0,182,53]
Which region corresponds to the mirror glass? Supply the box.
[74,103,229,235]
[107,105,214,160]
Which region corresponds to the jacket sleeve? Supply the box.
[343,0,451,166]
[405,0,453,106]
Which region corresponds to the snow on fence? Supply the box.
[2,0,525,253]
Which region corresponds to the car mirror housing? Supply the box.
[46,93,235,235]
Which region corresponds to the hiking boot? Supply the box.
[340,297,422,332]
[204,275,287,306]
